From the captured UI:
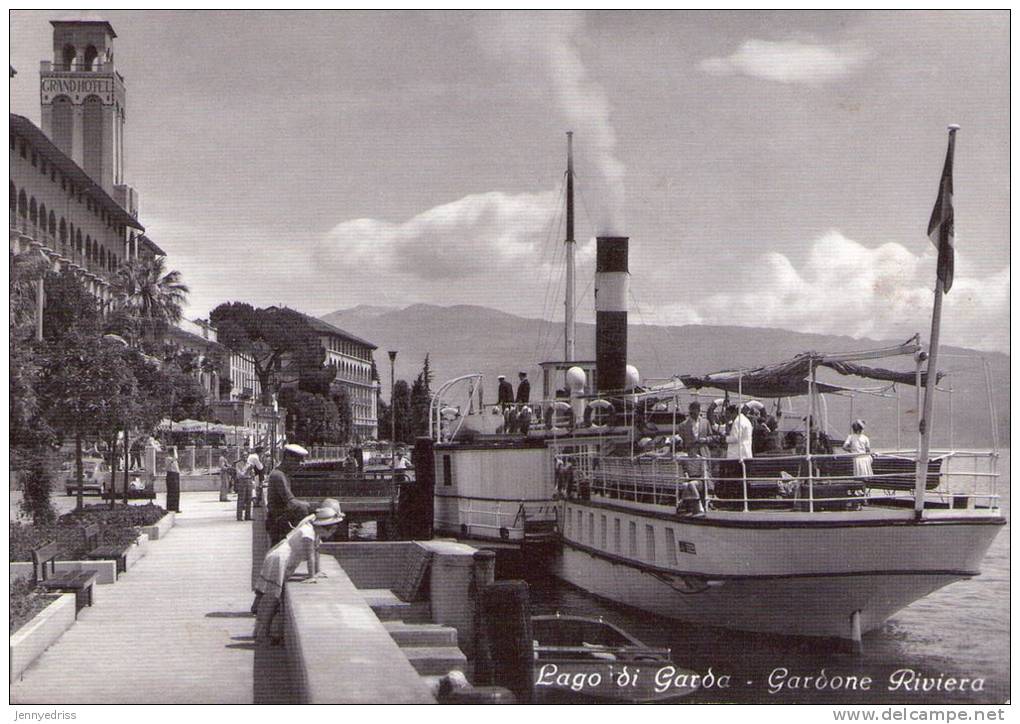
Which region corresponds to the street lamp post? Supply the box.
[388,350,397,474]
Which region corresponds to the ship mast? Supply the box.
[564,131,576,362]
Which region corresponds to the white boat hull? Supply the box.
[552,502,1003,640]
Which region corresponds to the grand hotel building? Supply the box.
[10,21,151,312]
[12,19,380,441]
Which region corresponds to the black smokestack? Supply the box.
[595,236,628,393]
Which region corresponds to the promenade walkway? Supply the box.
[11,493,260,704]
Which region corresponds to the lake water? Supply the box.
[517,450,1010,705]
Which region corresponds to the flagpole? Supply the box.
[914,124,958,517]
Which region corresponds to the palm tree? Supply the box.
[111,256,190,342]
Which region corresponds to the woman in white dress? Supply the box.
[252,500,344,644]
[842,420,874,478]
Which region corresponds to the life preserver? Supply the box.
[544,401,575,432]
[584,399,615,428]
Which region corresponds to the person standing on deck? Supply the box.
[497,375,513,408]
[266,444,315,545]
[843,420,874,478]
[725,404,753,460]
[516,371,531,405]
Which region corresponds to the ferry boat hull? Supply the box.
[551,503,1004,639]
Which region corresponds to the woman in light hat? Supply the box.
[252,502,345,644]
[842,420,874,478]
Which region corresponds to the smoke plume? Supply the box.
[479,11,626,232]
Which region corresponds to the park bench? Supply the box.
[31,541,98,615]
[82,523,134,576]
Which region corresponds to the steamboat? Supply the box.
[417,131,1004,646]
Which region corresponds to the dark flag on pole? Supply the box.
[927,126,959,293]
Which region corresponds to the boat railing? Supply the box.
[561,449,999,514]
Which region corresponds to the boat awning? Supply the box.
[677,336,942,398]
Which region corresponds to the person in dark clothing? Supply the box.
[515,371,530,404]
[266,444,315,545]
[165,446,181,513]
[497,375,513,407]
[130,437,144,470]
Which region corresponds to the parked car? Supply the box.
[64,457,111,496]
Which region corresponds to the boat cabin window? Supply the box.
[665,528,678,565]
[442,455,452,486]
[588,513,595,545]
[628,521,638,557]
[600,514,607,549]
[645,524,656,563]
[613,518,621,552]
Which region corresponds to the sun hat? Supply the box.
[311,506,345,526]
[283,443,309,457]
[320,498,342,515]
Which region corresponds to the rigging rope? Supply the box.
[531,178,567,362]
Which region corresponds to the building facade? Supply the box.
[275,309,380,441]
[226,352,262,402]
[10,20,149,319]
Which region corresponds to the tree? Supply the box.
[391,380,414,443]
[37,330,137,510]
[279,388,343,446]
[10,250,48,337]
[410,354,433,439]
[210,303,319,405]
[42,268,102,341]
[377,398,391,443]
[331,386,354,444]
[110,256,189,342]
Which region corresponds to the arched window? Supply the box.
[75,229,82,255]
[59,218,67,246]
[38,203,46,234]
[85,236,92,262]
[48,211,56,236]
[99,246,106,267]
[29,197,37,226]
[83,45,99,71]
[18,189,26,216]
[62,45,77,71]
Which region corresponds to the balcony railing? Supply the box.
[40,60,115,74]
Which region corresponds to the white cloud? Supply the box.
[310,189,595,313]
[700,39,868,86]
[652,231,1009,353]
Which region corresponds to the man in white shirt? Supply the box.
[246,447,266,507]
[725,404,754,460]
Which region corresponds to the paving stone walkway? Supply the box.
[11,493,258,704]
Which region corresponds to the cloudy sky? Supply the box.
[10,11,1010,352]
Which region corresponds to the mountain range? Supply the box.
[322,304,1009,450]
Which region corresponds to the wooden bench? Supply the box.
[32,541,98,614]
[82,523,133,576]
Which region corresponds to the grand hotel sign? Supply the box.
[40,75,117,105]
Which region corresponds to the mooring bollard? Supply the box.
[471,550,497,680]
[480,580,534,703]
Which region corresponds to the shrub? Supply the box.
[59,502,167,528]
[19,453,57,526]
[9,503,165,562]
[10,577,58,634]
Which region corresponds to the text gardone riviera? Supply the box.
[768,668,986,695]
